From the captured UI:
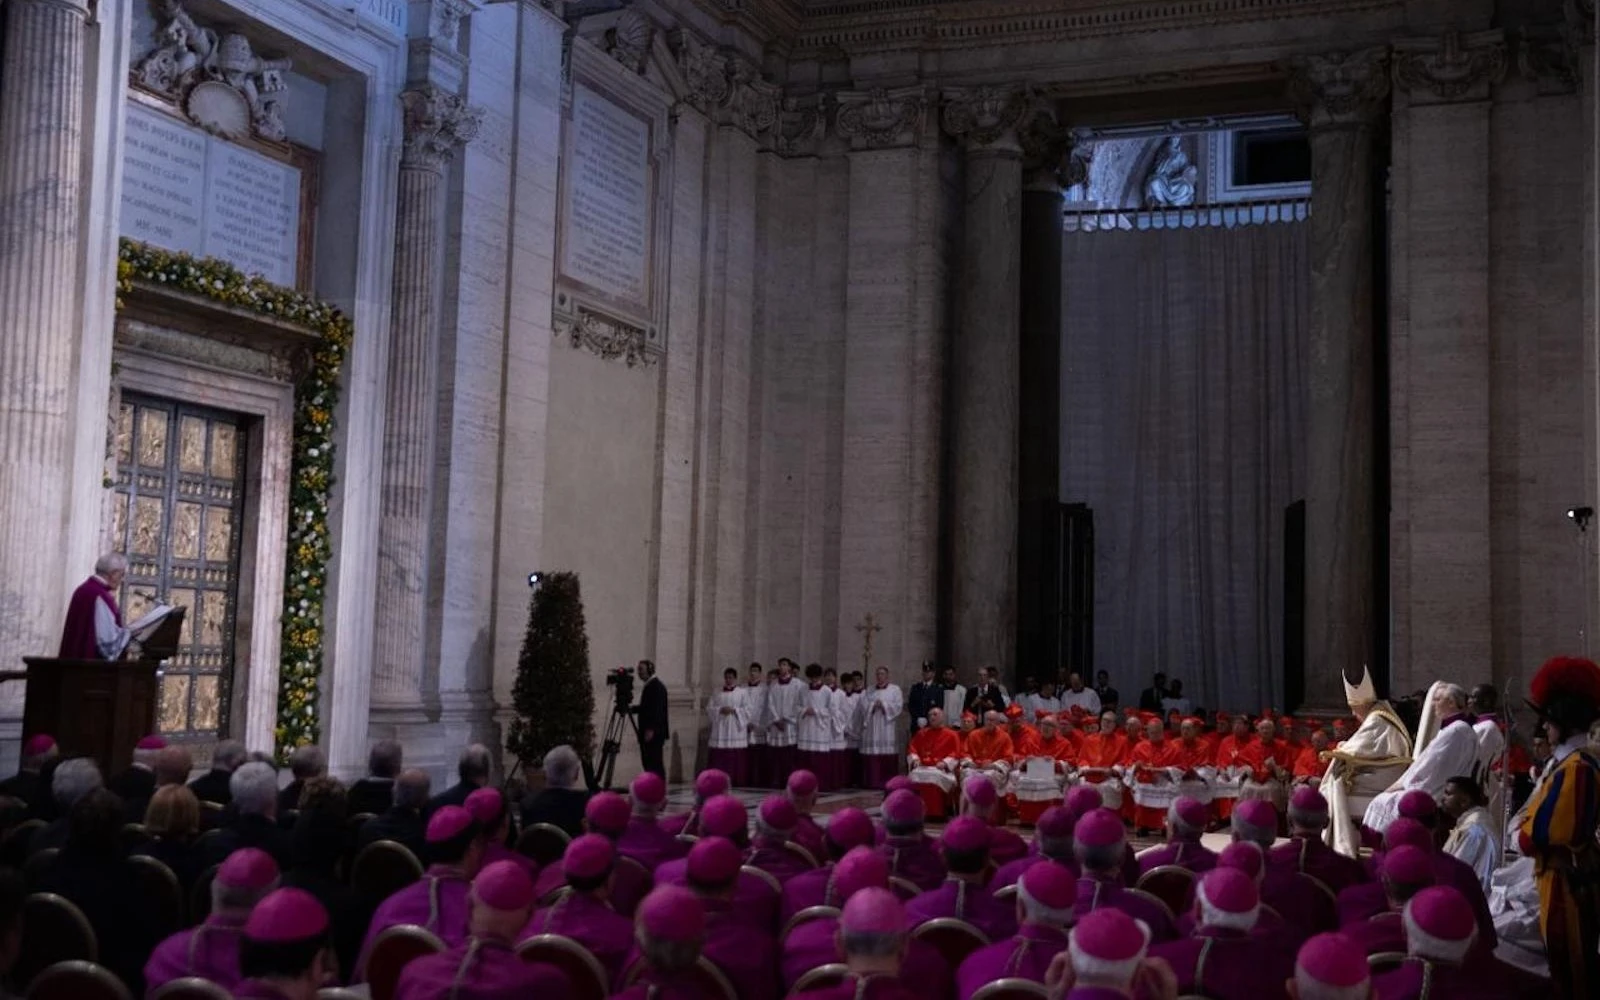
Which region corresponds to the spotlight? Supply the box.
[527,571,544,588]
[1568,507,1593,531]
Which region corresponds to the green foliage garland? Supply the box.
[116,238,352,759]
[506,572,598,769]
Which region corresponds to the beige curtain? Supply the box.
[1061,215,1309,712]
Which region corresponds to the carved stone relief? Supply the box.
[1393,31,1507,102]
[553,295,657,368]
[1517,27,1580,95]
[1287,48,1390,128]
[1018,106,1092,190]
[400,85,483,171]
[1143,135,1198,208]
[132,0,292,143]
[834,87,928,150]
[606,10,655,75]
[941,86,1028,150]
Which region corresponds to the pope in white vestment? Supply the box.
[1363,681,1480,835]
[1321,665,1413,857]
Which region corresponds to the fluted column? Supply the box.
[1289,51,1388,708]
[0,0,91,676]
[372,86,479,710]
[945,87,1026,675]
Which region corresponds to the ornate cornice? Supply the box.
[399,85,482,170]
[1287,48,1390,129]
[1517,25,1580,95]
[941,86,1028,152]
[555,302,657,368]
[773,93,828,156]
[834,86,929,150]
[1392,31,1506,103]
[1016,103,1091,189]
[605,10,656,74]
[670,31,781,140]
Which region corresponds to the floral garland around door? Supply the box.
[116,238,352,760]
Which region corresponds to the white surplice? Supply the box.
[832,688,855,751]
[765,678,806,748]
[707,686,750,749]
[940,684,968,723]
[744,681,769,746]
[1364,716,1480,834]
[1320,703,1412,857]
[1472,716,1506,821]
[856,683,903,756]
[796,684,837,752]
[1443,804,1500,895]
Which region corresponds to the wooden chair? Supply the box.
[317,990,368,999]
[993,883,1019,903]
[362,924,446,1000]
[119,823,151,854]
[1368,952,1408,975]
[516,823,572,866]
[1,819,44,859]
[15,893,96,990]
[537,885,574,908]
[780,905,841,943]
[1124,887,1177,924]
[190,864,220,924]
[1296,872,1339,929]
[675,834,700,847]
[616,855,653,892]
[621,956,737,1000]
[971,979,1051,1000]
[516,934,610,1000]
[351,839,424,902]
[149,978,232,1000]
[129,854,186,931]
[912,917,990,968]
[784,841,820,869]
[194,827,226,857]
[790,963,850,994]
[25,960,131,1000]
[888,876,920,901]
[1136,864,1197,916]
[21,847,58,885]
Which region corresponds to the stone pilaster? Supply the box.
[1388,32,1504,696]
[944,86,1027,676]
[0,0,91,681]
[371,85,479,716]
[1288,49,1388,708]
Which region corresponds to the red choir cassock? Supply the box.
[1127,737,1185,831]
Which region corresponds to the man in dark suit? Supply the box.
[425,744,492,816]
[201,760,291,867]
[1138,672,1169,712]
[636,659,669,779]
[356,769,430,860]
[519,745,590,837]
[964,667,1008,715]
[107,735,165,820]
[276,744,327,818]
[0,735,57,807]
[906,662,941,731]
[348,739,403,816]
[188,739,247,808]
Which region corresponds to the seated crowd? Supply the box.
[0,732,1546,999]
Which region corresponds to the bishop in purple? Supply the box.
[524,833,635,986]
[232,888,336,999]
[544,791,651,917]
[1341,846,1433,957]
[788,770,828,861]
[1150,866,1294,1000]
[955,861,1076,999]
[465,787,539,880]
[876,790,947,891]
[992,806,1078,892]
[653,795,777,931]
[678,837,779,1000]
[660,769,730,838]
[611,886,708,1000]
[1071,809,1175,942]
[1134,797,1217,875]
[58,554,130,660]
[903,817,1017,942]
[745,795,814,884]
[1059,907,1152,1000]
[355,805,481,979]
[1268,787,1370,893]
[616,773,684,871]
[146,847,279,992]
[780,807,877,922]
[789,887,921,1000]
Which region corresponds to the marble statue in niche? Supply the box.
[132,0,292,143]
[1143,135,1198,208]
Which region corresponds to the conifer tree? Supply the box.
[506,572,596,769]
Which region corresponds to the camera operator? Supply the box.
[636,659,669,779]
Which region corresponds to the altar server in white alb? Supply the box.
[855,666,903,790]
[829,668,855,790]
[765,659,806,784]
[743,663,770,788]
[1320,664,1413,857]
[796,663,839,791]
[1467,683,1507,821]
[1364,681,1479,835]
[706,667,750,788]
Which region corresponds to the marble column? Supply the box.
[1289,51,1388,708]
[0,0,90,678]
[1390,32,1504,694]
[371,86,478,715]
[944,87,1026,674]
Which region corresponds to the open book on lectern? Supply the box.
[124,604,187,662]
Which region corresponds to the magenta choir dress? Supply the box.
[780,917,951,1000]
[1149,926,1297,1000]
[904,879,1018,943]
[1071,875,1176,943]
[355,868,472,980]
[1267,835,1369,893]
[879,836,949,891]
[617,817,686,872]
[144,912,247,993]
[954,923,1071,1000]
[1136,839,1218,876]
[746,842,815,884]
[526,890,636,986]
[393,936,572,999]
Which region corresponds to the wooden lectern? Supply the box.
[18,608,184,776]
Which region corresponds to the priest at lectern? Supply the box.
[58,553,175,661]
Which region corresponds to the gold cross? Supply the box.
[855,613,881,672]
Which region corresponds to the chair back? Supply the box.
[1124,887,1177,924]
[1135,865,1196,916]
[888,876,920,901]
[190,864,220,924]
[1296,871,1339,929]
[318,990,367,999]
[21,847,58,885]
[149,977,232,1000]
[784,841,819,869]
[791,963,849,993]
[194,827,226,857]
[615,854,653,891]
[993,883,1018,903]
[1,819,44,858]
[1368,952,1408,974]
[742,865,783,897]
[780,905,841,943]
[351,839,425,902]
[516,934,610,1000]
[129,854,186,931]
[15,894,96,989]
[621,955,737,1000]
[119,823,151,854]
[363,924,446,1000]
[24,960,131,1000]
[516,823,572,866]
[675,834,699,847]
[971,979,1051,1000]
[912,917,990,967]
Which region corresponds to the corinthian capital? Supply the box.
[1288,48,1390,128]
[1393,31,1506,103]
[941,86,1028,152]
[1017,104,1091,189]
[400,86,482,170]
[834,87,929,150]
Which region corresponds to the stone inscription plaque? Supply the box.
[121,102,302,288]
[561,83,652,311]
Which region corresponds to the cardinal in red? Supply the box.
[1126,718,1186,833]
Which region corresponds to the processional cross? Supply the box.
[855,613,881,672]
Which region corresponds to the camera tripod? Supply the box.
[593,692,641,791]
